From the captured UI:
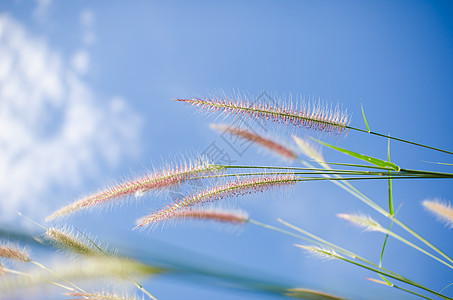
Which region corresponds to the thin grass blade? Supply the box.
[310,137,400,171]
[360,101,370,133]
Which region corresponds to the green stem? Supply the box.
[400,169,453,178]
[392,217,453,266]
[346,126,453,155]
[318,161,393,170]
[380,140,394,267]
[294,158,453,269]
[326,174,453,267]
[248,219,317,244]
[333,255,451,300]
[218,164,453,178]
[191,171,430,182]
[390,284,433,300]
[218,163,453,267]
[181,98,453,154]
[128,275,158,300]
[76,229,158,300]
[377,228,453,269]
[250,218,449,300]
[379,222,393,268]
[387,140,394,216]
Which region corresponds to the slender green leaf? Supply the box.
[379,139,394,268]
[387,138,394,215]
[378,275,393,286]
[380,224,392,268]
[310,137,401,171]
[361,101,370,133]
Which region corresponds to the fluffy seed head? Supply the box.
[337,213,384,232]
[365,278,392,286]
[45,227,101,256]
[136,175,296,228]
[422,199,453,229]
[137,208,249,229]
[284,288,345,300]
[66,291,140,300]
[295,244,343,261]
[175,95,350,134]
[46,159,224,221]
[211,123,297,160]
[0,242,30,262]
[0,257,160,294]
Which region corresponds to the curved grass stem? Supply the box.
[291,156,453,269]
[332,254,451,300]
[30,261,87,294]
[76,229,158,300]
[249,218,451,300]
[346,126,453,155]
[218,165,453,178]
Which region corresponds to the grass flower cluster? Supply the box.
[136,174,296,228]
[210,123,298,160]
[2,92,452,300]
[175,96,350,134]
[46,160,224,221]
[0,243,30,262]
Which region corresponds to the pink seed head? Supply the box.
[175,95,349,134]
[136,174,296,228]
[46,159,224,221]
[136,208,249,229]
[0,243,30,262]
[211,124,297,160]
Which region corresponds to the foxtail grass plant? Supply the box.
[4,92,453,299]
[422,199,453,229]
[65,291,141,300]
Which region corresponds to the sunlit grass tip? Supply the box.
[135,174,296,228]
[337,213,384,232]
[210,123,297,160]
[422,199,453,229]
[136,207,249,229]
[0,241,30,262]
[284,288,345,300]
[45,226,103,256]
[65,291,141,300]
[295,244,343,261]
[0,257,160,294]
[365,277,392,286]
[46,157,225,221]
[175,93,350,134]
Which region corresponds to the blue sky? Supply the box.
[1,1,453,299]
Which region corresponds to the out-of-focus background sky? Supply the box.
[1,1,453,299]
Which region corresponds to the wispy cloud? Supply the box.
[0,14,143,222]
[33,0,53,20]
[71,50,90,74]
[80,9,96,46]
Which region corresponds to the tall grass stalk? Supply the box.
[247,218,452,300]
[6,93,452,299]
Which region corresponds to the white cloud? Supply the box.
[0,14,143,223]
[71,50,90,74]
[80,9,95,28]
[34,0,53,19]
[80,9,96,46]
